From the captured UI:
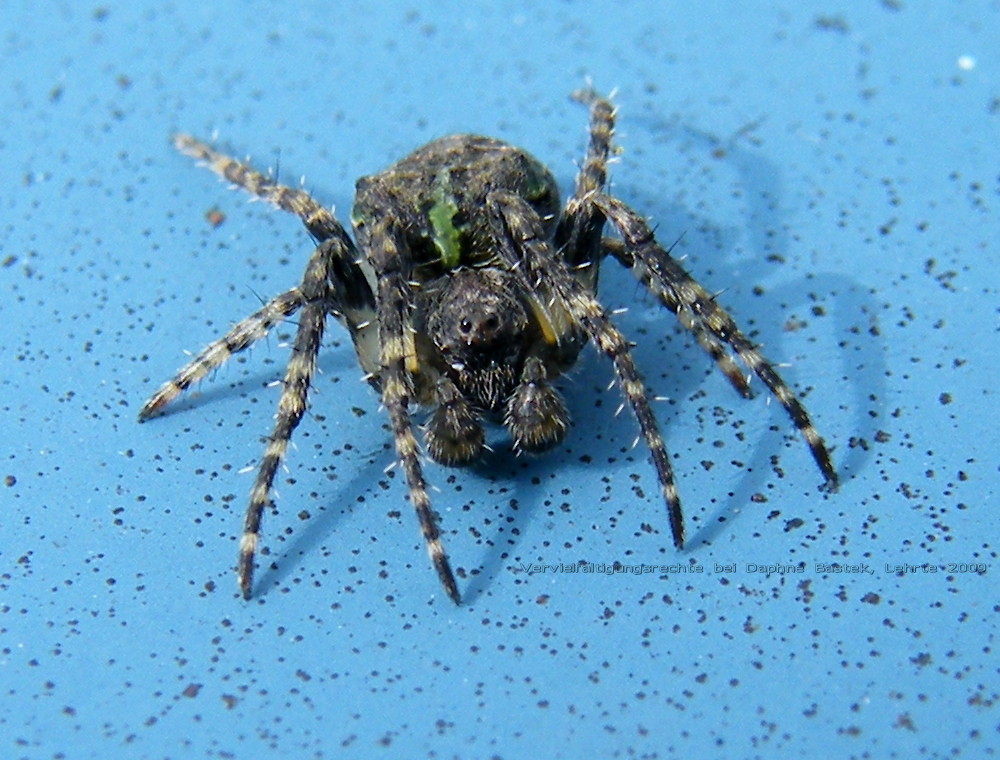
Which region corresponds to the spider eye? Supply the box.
[459,318,473,335]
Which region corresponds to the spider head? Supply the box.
[423,268,532,412]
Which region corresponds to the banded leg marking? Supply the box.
[138,288,304,421]
[557,87,617,268]
[603,237,752,399]
[491,191,685,548]
[369,221,461,604]
[593,194,837,489]
[237,248,332,598]
[173,134,347,242]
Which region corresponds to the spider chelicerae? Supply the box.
[140,89,837,603]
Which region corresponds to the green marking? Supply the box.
[429,173,462,268]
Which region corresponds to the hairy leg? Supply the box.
[490,190,685,549]
[593,194,837,489]
[145,137,379,418]
[601,237,753,399]
[138,287,304,420]
[556,88,616,272]
[173,134,351,243]
[366,220,461,603]
[234,243,340,597]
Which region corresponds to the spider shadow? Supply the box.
[143,346,389,596]
[139,371,269,419]
[242,358,387,595]
[458,438,575,603]
[252,444,385,596]
[688,269,885,549]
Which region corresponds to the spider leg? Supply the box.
[236,243,339,599]
[601,237,753,400]
[489,190,685,549]
[592,194,838,489]
[555,87,616,268]
[174,133,349,243]
[138,287,304,420]
[555,91,752,401]
[138,238,377,416]
[366,220,461,604]
[145,136,380,418]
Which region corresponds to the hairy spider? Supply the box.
[140,89,837,603]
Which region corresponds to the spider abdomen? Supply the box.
[351,134,561,276]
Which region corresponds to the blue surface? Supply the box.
[3,1,998,758]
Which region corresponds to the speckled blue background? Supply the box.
[3,1,998,758]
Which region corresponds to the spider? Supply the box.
[139,89,837,603]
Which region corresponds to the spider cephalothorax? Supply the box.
[140,89,837,603]
[421,268,535,409]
